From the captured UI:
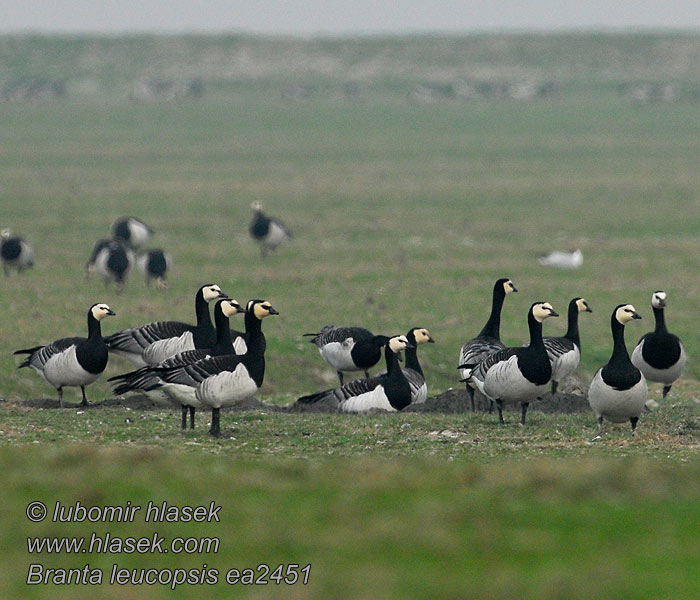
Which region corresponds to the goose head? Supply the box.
[531,302,559,322]
[388,335,414,357]
[219,299,246,318]
[575,298,593,313]
[651,291,667,309]
[251,201,263,213]
[409,327,435,345]
[249,299,279,319]
[201,284,225,302]
[91,303,116,321]
[497,277,518,295]
[614,304,642,324]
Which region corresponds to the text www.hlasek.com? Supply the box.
[25,500,310,589]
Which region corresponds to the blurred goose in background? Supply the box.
[105,283,225,367]
[631,291,686,403]
[296,335,414,413]
[1,228,34,275]
[14,303,116,407]
[91,239,133,289]
[458,278,517,411]
[249,201,292,257]
[538,248,583,269]
[111,216,154,249]
[137,248,172,288]
[588,304,647,437]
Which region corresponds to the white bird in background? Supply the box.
[538,248,583,269]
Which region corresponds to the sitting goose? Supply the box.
[105,283,225,367]
[111,216,154,249]
[14,303,116,407]
[108,298,245,428]
[296,335,414,413]
[249,202,292,257]
[304,325,389,385]
[588,304,647,436]
[631,291,686,400]
[541,297,592,394]
[458,278,517,411]
[378,327,435,404]
[156,299,278,437]
[461,302,558,425]
[1,228,34,276]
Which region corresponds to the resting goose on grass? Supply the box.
[461,302,558,425]
[1,228,34,275]
[136,248,172,289]
[378,327,434,404]
[111,216,154,249]
[304,325,389,385]
[249,201,292,257]
[588,304,647,437]
[631,291,686,401]
[14,303,116,407]
[458,278,517,411]
[105,283,225,367]
[108,298,245,428]
[156,299,278,437]
[297,335,414,413]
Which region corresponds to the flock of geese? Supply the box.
[11,268,686,438]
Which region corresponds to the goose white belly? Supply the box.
[319,340,357,371]
[162,383,203,408]
[195,364,258,409]
[483,355,549,403]
[128,221,151,248]
[587,370,648,422]
[142,332,195,365]
[264,221,289,247]
[631,341,686,384]
[550,345,580,382]
[42,346,101,388]
[233,336,247,355]
[339,385,395,413]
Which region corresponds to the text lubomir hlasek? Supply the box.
[51,501,221,523]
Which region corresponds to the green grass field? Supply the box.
[1,33,699,599]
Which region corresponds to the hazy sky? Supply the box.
[2,1,700,35]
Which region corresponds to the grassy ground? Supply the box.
[1,33,699,599]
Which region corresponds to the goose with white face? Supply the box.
[532,302,559,322]
[615,304,642,324]
[91,303,116,321]
[202,284,224,302]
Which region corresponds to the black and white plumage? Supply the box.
[90,239,134,289]
[462,302,559,425]
[631,291,686,400]
[540,297,592,394]
[249,201,292,257]
[155,299,278,437]
[1,228,34,275]
[136,248,172,289]
[378,327,434,404]
[14,303,116,407]
[304,325,389,385]
[111,216,154,249]
[108,298,245,429]
[105,283,226,367]
[538,248,583,269]
[458,278,518,411]
[588,304,647,436]
[296,335,414,413]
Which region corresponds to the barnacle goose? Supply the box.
[105,284,226,367]
[109,298,245,429]
[458,278,517,411]
[136,248,172,289]
[588,304,647,436]
[631,291,686,401]
[461,302,558,425]
[156,299,278,437]
[538,248,583,269]
[297,335,414,413]
[14,303,116,407]
[304,325,390,385]
[1,228,34,275]
[378,327,434,404]
[86,238,111,278]
[111,216,154,249]
[540,297,592,394]
[249,201,292,257]
[91,239,134,289]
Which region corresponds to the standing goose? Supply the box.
[111,216,154,249]
[541,297,592,394]
[588,304,647,436]
[156,300,278,437]
[1,228,34,275]
[109,298,246,429]
[136,248,172,289]
[105,283,225,367]
[462,302,558,425]
[249,201,292,257]
[458,278,518,411]
[296,335,414,413]
[92,239,133,289]
[14,303,116,407]
[377,327,435,404]
[631,291,686,400]
[304,325,389,385]
[86,238,111,278]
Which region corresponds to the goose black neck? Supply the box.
[527,311,545,350]
[87,311,103,339]
[653,307,668,334]
[610,315,631,363]
[384,344,401,376]
[404,345,423,376]
[243,311,266,386]
[478,282,506,339]
[213,308,233,350]
[564,300,581,348]
[194,290,214,332]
